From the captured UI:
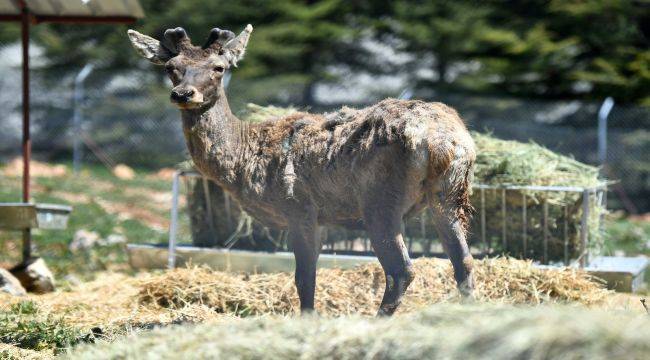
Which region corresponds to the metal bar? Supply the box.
[0,14,22,22]
[501,188,507,252]
[0,14,138,24]
[598,97,615,167]
[473,184,607,192]
[522,192,527,258]
[20,0,31,261]
[543,198,549,264]
[580,189,590,267]
[480,187,487,252]
[72,64,94,173]
[168,171,181,269]
[563,205,569,266]
[32,15,138,24]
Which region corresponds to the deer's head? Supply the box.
[128,25,252,110]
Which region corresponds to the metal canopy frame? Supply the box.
[0,0,143,261]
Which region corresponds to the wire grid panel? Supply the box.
[170,171,607,267]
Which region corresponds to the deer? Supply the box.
[128,25,476,316]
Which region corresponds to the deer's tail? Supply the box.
[427,140,476,231]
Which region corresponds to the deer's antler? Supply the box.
[164,27,192,53]
[203,28,236,50]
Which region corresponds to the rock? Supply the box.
[10,257,56,294]
[113,164,135,179]
[101,234,127,246]
[70,229,101,252]
[0,268,26,296]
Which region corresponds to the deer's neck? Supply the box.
[180,87,247,190]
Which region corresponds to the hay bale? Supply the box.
[68,303,650,360]
[466,132,605,261]
[137,258,609,316]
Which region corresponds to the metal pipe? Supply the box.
[72,64,95,173]
[543,198,549,264]
[20,0,31,261]
[563,205,569,266]
[598,97,614,167]
[501,188,507,251]
[168,171,181,269]
[480,187,487,252]
[522,192,527,258]
[580,189,590,267]
[473,184,606,192]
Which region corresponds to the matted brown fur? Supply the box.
[128,25,476,314]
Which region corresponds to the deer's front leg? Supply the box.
[288,206,321,314]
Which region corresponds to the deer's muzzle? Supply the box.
[170,86,204,108]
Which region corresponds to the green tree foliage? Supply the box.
[1,0,648,104]
[390,0,649,104]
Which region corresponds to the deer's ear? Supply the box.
[127,29,176,65]
[223,24,253,67]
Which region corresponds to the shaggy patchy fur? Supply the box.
[129,24,476,315]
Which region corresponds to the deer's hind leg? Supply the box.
[428,166,475,297]
[364,207,415,316]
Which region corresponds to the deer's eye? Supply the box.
[213,66,224,73]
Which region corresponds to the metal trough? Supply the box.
[0,203,72,230]
[127,244,648,293]
[127,243,377,273]
[585,256,649,292]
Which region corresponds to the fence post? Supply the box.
[72,64,94,173]
[580,189,590,267]
[597,97,614,169]
[168,170,181,269]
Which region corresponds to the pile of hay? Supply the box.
[137,258,610,316]
[466,132,605,262]
[69,303,650,359]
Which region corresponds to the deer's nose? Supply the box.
[170,88,195,103]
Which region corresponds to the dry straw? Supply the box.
[137,257,610,316]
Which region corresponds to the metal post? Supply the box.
[168,171,181,269]
[580,189,590,267]
[72,64,94,173]
[522,192,527,258]
[563,205,569,266]
[597,97,614,168]
[501,188,507,252]
[20,0,31,261]
[480,187,487,252]
[543,198,549,264]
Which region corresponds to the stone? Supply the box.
[101,234,127,246]
[113,164,135,179]
[70,229,101,252]
[0,268,26,296]
[10,257,56,294]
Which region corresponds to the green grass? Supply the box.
[603,215,650,256]
[0,162,173,278]
[0,301,86,354]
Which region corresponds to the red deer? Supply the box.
[128,25,476,316]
